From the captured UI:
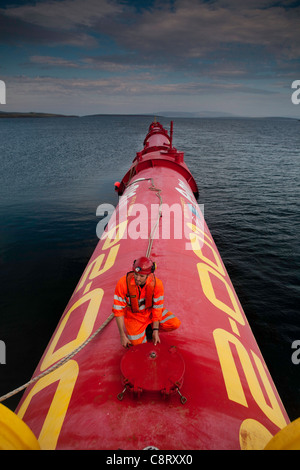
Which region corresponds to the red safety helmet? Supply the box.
[133,257,155,275]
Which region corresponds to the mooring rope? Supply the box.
[125,177,163,257]
[0,313,114,403]
[0,178,163,403]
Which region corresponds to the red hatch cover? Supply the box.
[118,342,186,402]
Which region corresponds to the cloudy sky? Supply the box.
[0,0,299,117]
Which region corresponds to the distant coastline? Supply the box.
[0,111,297,119]
[0,111,78,118]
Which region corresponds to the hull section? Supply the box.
[15,122,289,450]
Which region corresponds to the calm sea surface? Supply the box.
[0,115,299,421]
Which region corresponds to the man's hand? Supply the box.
[120,334,132,348]
[116,316,132,348]
[152,321,160,346]
[152,329,160,346]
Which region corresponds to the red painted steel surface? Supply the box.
[120,342,185,395]
[15,122,289,450]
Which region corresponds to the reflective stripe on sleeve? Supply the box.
[114,294,126,303]
[153,296,164,302]
[113,304,126,310]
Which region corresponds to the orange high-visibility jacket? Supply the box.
[112,272,164,324]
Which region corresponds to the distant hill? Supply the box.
[0,111,78,118]
[156,110,238,118]
[1,111,296,119]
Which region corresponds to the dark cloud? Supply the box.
[1,0,299,73]
[0,0,298,116]
[98,0,300,61]
[0,0,121,47]
[0,12,96,46]
[0,0,121,30]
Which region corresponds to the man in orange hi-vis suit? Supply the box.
[113,257,181,348]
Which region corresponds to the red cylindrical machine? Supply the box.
[14,121,289,450]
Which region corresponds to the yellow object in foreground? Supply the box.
[265,418,300,450]
[0,403,40,450]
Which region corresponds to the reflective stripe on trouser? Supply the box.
[159,309,181,331]
[124,309,181,345]
[124,317,148,346]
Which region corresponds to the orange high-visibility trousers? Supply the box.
[125,308,181,346]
